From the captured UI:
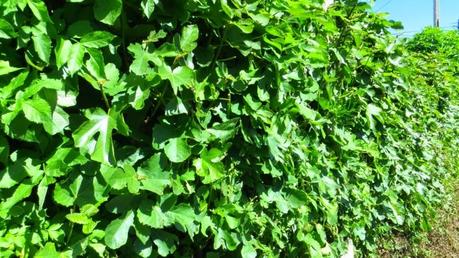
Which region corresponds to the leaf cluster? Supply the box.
[0,0,458,257]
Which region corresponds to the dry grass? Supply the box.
[420,185,459,257]
[379,181,459,258]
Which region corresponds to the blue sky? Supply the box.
[368,0,459,36]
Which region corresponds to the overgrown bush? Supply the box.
[0,0,457,257]
[404,27,459,197]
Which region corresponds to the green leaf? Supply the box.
[194,148,224,184]
[128,85,151,110]
[94,0,122,25]
[151,230,178,257]
[231,20,254,34]
[53,175,83,207]
[47,106,70,135]
[27,0,51,22]
[22,98,52,126]
[128,43,156,75]
[23,98,68,135]
[137,200,169,228]
[0,158,41,189]
[137,154,171,194]
[0,135,9,164]
[73,108,116,165]
[0,60,22,76]
[141,0,158,19]
[81,31,115,48]
[166,203,196,234]
[164,138,191,163]
[165,97,188,116]
[34,243,60,258]
[86,48,106,80]
[21,78,63,100]
[32,33,52,63]
[55,38,72,68]
[100,165,127,189]
[146,30,167,43]
[0,182,37,217]
[180,25,199,53]
[158,65,195,94]
[124,164,140,194]
[104,210,135,249]
[66,213,92,224]
[366,103,383,130]
[0,19,16,39]
[207,119,238,142]
[241,243,257,258]
[67,43,85,76]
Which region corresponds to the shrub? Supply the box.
[0,0,457,257]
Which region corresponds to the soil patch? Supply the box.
[379,183,459,257]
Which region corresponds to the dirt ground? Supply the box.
[420,186,459,258]
[379,185,459,258]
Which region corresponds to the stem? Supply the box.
[150,85,169,119]
[99,82,111,110]
[66,206,75,244]
[210,27,227,72]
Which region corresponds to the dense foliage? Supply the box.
[405,27,459,191]
[0,0,457,257]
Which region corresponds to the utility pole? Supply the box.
[434,0,440,27]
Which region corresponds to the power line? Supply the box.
[394,25,457,37]
[375,0,394,12]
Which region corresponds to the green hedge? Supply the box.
[0,0,457,257]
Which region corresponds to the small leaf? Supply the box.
[67,43,85,76]
[164,138,191,163]
[241,243,257,258]
[0,182,36,216]
[158,65,195,94]
[151,230,178,257]
[165,97,188,116]
[104,210,135,249]
[66,213,92,224]
[0,60,22,76]
[194,148,224,184]
[46,106,70,135]
[34,243,60,258]
[166,203,196,233]
[32,33,52,63]
[81,31,115,48]
[138,154,171,194]
[207,119,238,142]
[0,19,16,39]
[27,0,51,22]
[137,200,169,228]
[128,43,156,75]
[141,0,158,19]
[94,0,122,25]
[55,38,72,68]
[180,25,199,53]
[86,48,106,80]
[22,98,52,126]
[231,20,254,34]
[53,175,83,207]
